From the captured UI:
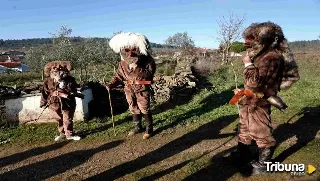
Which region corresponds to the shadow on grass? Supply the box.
[77,115,131,138]
[0,140,124,181]
[85,114,238,180]
[0,141,70,168]
[181,146,252,181]
[154,88,234,135]
[273,106,320,162]
[186,105,320,180]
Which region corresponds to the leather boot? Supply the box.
[128,114,143,136]
[143,113,153,139]
[251,146,275,175]
[224,142,253,167]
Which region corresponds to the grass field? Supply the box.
[0,52,319,181]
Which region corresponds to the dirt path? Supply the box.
[0,121,242,181]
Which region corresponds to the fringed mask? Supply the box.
[50,65,70,89]
[120,46,141,64]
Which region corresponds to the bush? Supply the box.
[230,41,246,53]
[193,57,221,76]
[0,72,42,86]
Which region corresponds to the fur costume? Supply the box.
[231,22,300,175]
[107,32,156,139]
[40,61,78,137]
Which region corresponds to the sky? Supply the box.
[0,0,320,49]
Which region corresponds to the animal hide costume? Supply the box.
[40,61,81,141]
[228,22,300,174]
[107,32,156,139]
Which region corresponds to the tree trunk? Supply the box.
[80,68,83,82]
[41,70,44,81]
[225,48,230,64]
[85,67,88,81]
[221,49,226,65]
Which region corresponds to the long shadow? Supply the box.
[85,114,238,180]
[0,140,124,181]
[154,88,234,134]
[77,115,131,138]
[0,141,70,168]
[140,136,236,181]
[272,106,320,162]
[182,146,245,181]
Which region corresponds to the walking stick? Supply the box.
[230,61,241,116]
[107,87,116,136]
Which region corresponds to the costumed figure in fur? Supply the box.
[106,32,156,139]
[227,21,300,175]
[40,61,83,141]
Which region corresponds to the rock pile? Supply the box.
[151,52,199,104]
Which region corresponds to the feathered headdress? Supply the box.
[44,61,72,77]
[108,32,152,56]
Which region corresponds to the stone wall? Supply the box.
[4,88,93,125]
[151,52,199,104]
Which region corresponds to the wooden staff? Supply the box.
[230,61,241,115]
[104,79,116,136]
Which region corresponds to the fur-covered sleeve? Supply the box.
[109,61,125,87]
[40,79,49,104]
[244,52,283,89]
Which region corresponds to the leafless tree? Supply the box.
[216,13,246,64]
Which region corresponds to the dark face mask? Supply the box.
[120,47,141,64]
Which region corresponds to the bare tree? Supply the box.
[216,13,246,64]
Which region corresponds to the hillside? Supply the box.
[1,38,319,51]
[0,37,170,51]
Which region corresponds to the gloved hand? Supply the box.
[105,83,112,91]
[40,101,48,108]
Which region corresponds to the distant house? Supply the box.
[0,50,27,73]
[0,51,25,62]
[5,51,26,57]
[10,63,30,72]
[229,52,242,57]
[194,48,218,57]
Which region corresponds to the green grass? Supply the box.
[1,53,320,180]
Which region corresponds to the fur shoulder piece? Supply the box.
[243,22,300,90]
[44,61,72,77]
[243,21,284,47]
[108,32,152,56]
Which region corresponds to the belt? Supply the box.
[50,90,68,98]
[229,89,264,105]
[126,80,152,85]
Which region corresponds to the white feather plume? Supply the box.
[108,32,151,56]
